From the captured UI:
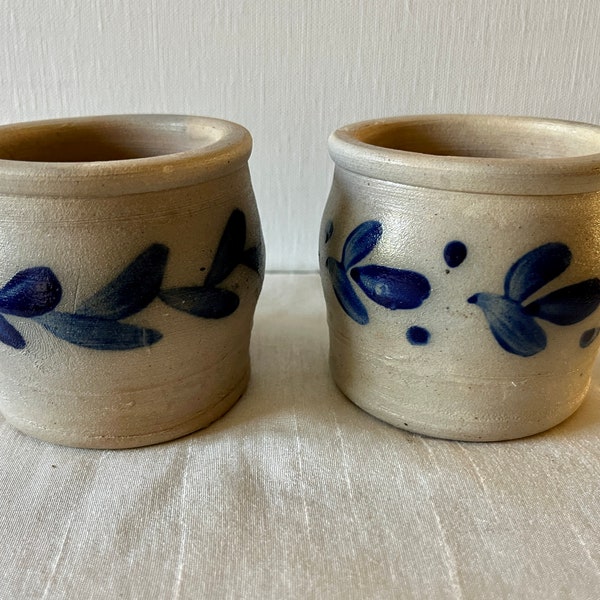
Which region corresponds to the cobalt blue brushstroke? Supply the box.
[350,265,431,310]
[159,286,240,319]
[35,312,162,350]
[241,246,263,274]
[324,220,334,244]
[76,244,169,320]
[504,243,571,302]
[326,258,369,325]
[341,221,383,270]
[468,293,547,357]
[443,241,467,268]
[406,326,430,346]
[580,328,600,348]
[0,314,26,349]
[203,209,246,287]
[523,279,600,325]
[0,267,62,317]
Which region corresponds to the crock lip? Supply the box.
[328,114,600,195]
[0,114,252,197]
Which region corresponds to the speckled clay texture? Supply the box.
[320,115,600,441]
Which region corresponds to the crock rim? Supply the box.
[328,114,600,195]
[0,114,252,197]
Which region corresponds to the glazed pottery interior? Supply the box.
[0,116,222,162]
[353,116,600,159]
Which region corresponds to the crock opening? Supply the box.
[0,119,220,163]
[356,118,600,160]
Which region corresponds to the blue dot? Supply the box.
[580,327,600,348]
[444,241,467,268]
[407,326,430,346]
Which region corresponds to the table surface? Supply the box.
[1,273,599,600]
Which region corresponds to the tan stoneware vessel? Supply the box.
[0,114,264,448]
[320,114,600,441]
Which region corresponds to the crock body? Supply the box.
[320,115,600,441]
[0,115,264,448]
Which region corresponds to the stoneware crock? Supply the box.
[0,114,264,448]
[320,114,600,441]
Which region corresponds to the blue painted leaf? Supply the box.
[504,243,571,302]
[159,287,240,319]
[204,209,246,287]
[341,221,383,270]
[468,293,547,357]
[326,258,368,325]
[0,267,62,317]
[580,328,600,348]
[76,244,168,320]
[324,220,334,244]
[523,278,600,325]
[35,312,162,350]
[350,265,430,310]
[240,246,262,274]
[0,314,25,349]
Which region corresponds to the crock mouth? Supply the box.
[329,115,600,195]
[0,114,252,197]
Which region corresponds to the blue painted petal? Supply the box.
[350,265,430,310]
[35,312,162,350]
[0,314,25,349]
[0,267,62,317]
[468,293,547,357]
[341,221,383,269]
[76,244,168,320]
[580,328,600,348]
[504,243,571,302]
[523,278,600,325]
[159,287,240,319]
[204,209,246,287]
[324,220,334,244]
[326,258,369,324]
[240,245,264,275]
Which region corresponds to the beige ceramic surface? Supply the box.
[0,115,264,448]
[320,115,600,441]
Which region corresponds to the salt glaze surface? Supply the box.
[0,115,264,448]
[320,115,600,441]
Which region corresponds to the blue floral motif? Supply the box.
[581,327,600,348]
[324,220,334,244]
[325,220,431,325]
[0,209,262,351]
[468,243,600,357]
[0,267,62,349]
[159,209,261,319]
[350,265,430,310]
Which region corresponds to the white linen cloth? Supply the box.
[0,274,599,599]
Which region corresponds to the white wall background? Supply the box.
[1,0,599,271]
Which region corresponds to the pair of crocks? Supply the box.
[1,114,599,447]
